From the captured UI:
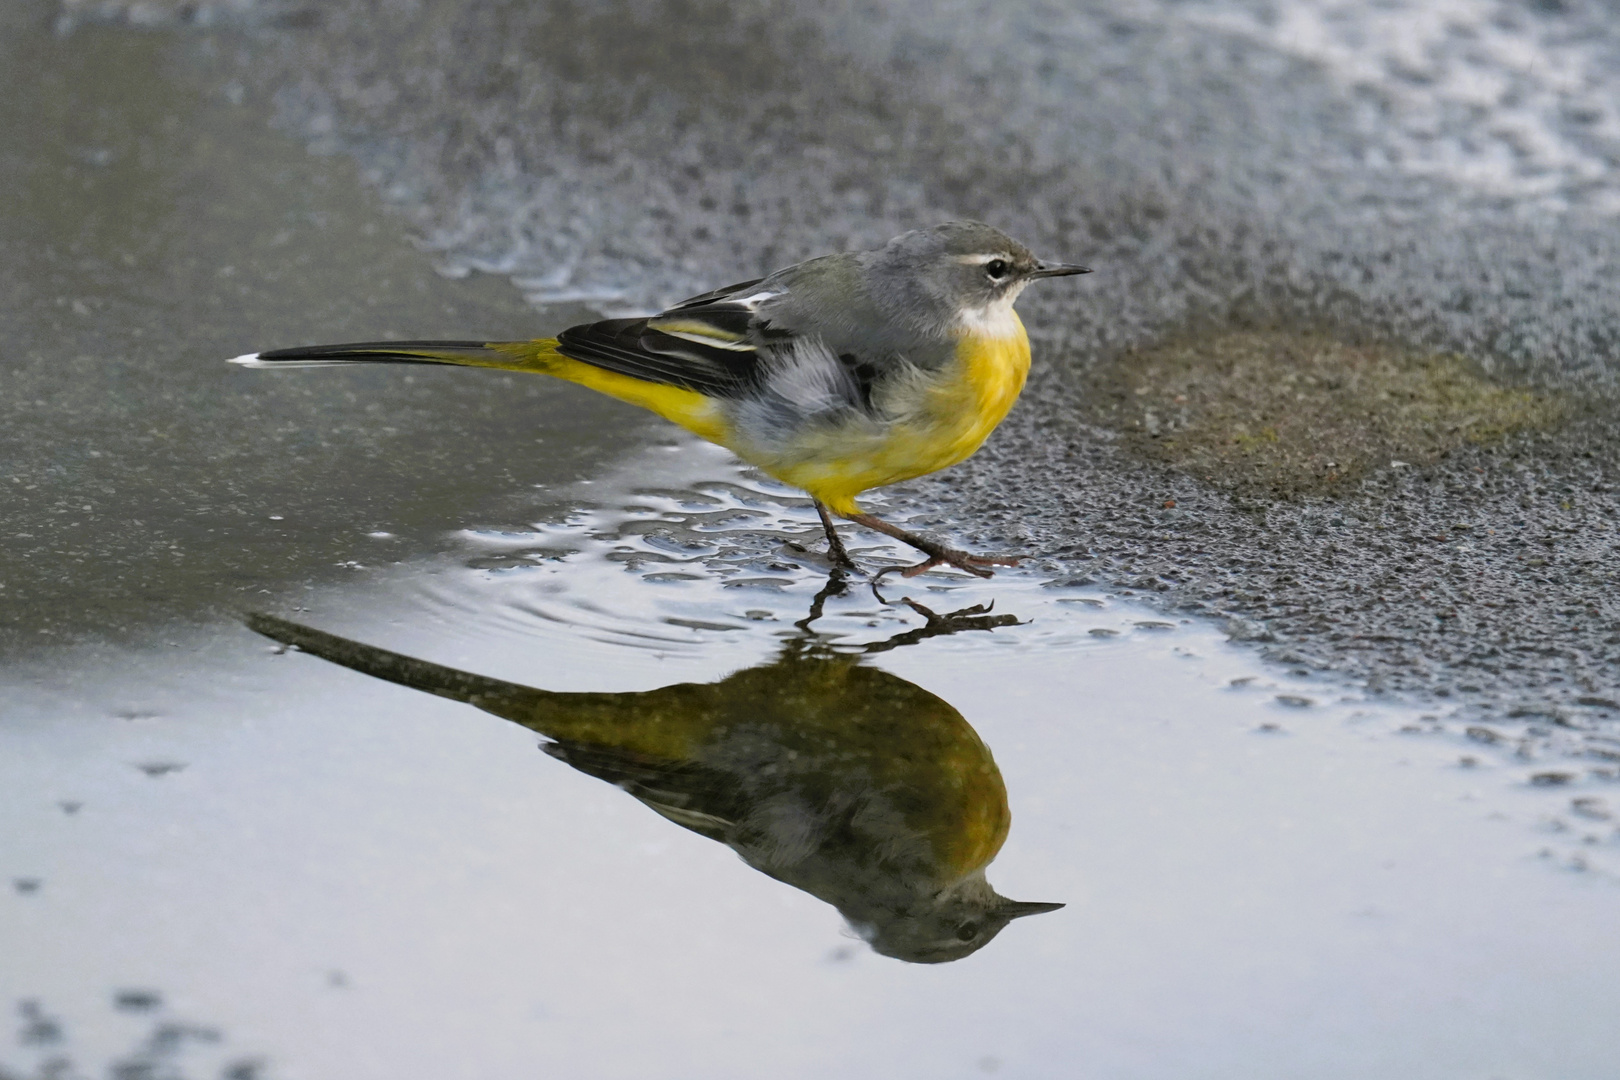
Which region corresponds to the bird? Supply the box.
[230,221,1090,578]
[246,606,1063,963]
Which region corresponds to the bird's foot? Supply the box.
[873,547,1021,581]
[844,511,1020,580]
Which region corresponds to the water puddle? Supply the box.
[4,439,1617,1078]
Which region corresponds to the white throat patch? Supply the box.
[954,289,1025,339]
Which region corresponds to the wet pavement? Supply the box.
[0,1,618,651]
[4,0,1620,1076]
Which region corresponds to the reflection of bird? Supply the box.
[230,222,1088,578]
[247,610,1062,963]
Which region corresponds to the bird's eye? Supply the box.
[955,922,981,941]
[985,259,1009,280]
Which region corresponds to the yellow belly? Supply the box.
[758,320,1031,515]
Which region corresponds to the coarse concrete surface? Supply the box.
[36,0,1616,708]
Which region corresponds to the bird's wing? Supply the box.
[554,279,781,399]
[663,277,767,311]
[556,277,887,420]
[541,739,747,841]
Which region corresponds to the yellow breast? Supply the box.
[926,317,1032,467]
[767,315,1032,515]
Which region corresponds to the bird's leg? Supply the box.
[846,512,1021,579]
[814,500,858,572]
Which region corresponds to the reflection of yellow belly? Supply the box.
[527,658,1014,881]
[757,320,1032,515]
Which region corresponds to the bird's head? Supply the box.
[866,221,1090,338]
[852,870,1065,964]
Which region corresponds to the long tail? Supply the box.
[229,336,730,444]
[228,338,561,373]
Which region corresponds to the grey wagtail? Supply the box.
[230,221,1090,577]
[246,609,1063,963]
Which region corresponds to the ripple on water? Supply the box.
[414,447,1187,663]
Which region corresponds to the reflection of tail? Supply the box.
[245,613,548,715]
[229,338,562,374]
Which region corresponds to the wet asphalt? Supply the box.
[0,4,630,651]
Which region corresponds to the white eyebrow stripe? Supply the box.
[952,253,1013,265]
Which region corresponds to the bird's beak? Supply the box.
[1030,262,1091,278]
[998,899,1067,919]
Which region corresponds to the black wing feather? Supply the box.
[665,277,765,311]
[557,270,785,404]
[556,319,760,397]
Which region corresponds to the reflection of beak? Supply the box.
[1030,262,1092,278]
[999,899,1066,919]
